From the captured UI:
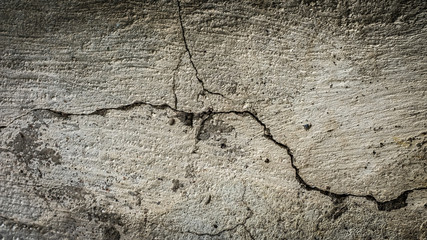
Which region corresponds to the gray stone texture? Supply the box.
[0,0,426,239]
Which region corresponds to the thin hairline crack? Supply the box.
[1,102,425,212]
[172,51,185,109]
[176,0,226,99]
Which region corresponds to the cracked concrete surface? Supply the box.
[1,0,426,239]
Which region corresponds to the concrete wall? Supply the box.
[1,0,426,239]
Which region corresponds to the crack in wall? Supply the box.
[171,0,425,210]
[172,51,185,109]
[2,102,427,212]
[0,2,425,239]
[1,102,426,212]
[243,225,256,240]
[195,110,427,211]
[0,102,189,127]
[176,0,226,99]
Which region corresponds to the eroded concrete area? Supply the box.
[1,0,426,239]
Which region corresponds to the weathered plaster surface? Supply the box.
[1,0,426,239]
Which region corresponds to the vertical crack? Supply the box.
[172,74,178,109]
[172,52,185,109]
[176,0,226,99]
[244,225,255,240]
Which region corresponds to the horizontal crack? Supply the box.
[2,102,425,212]
[0,101,191,127]
[36,102,179,117]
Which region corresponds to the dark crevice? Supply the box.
[330,205,348,221]
[195,110,427,211]
[172,52,184,109]
[244,225,255,240]
[2,103,426,212]
[376,188,426,211]
[175,111,194,127]
[176,0,226,99]
[0,101,195,131]
[32,101,189,118]
[172,75,178,109]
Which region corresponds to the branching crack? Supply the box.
[195,110,427,211]
[1,102,426,212]
[176,0,226,99]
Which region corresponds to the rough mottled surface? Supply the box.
[1,0,426,239]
